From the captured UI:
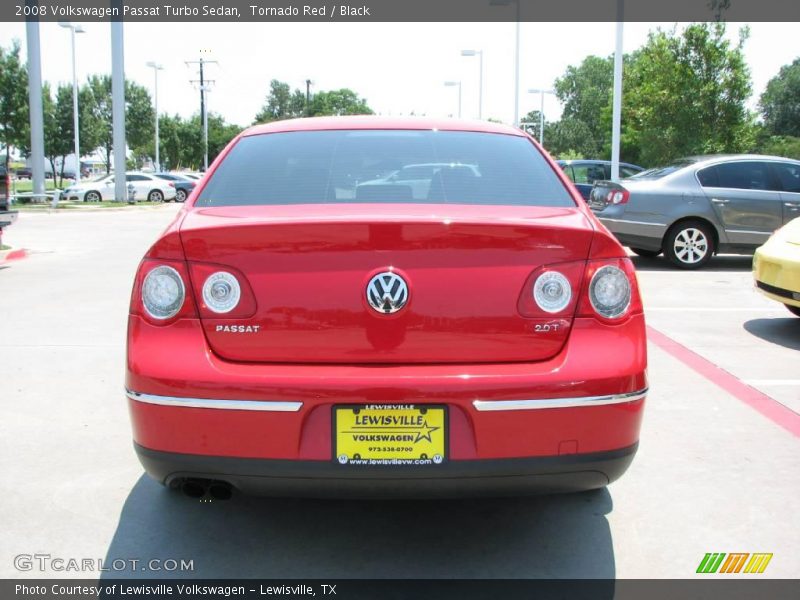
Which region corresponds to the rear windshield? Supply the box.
[628,159,698,180]
[196,130,574,207]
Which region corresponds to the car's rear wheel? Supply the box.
[175,189,187,203]
[664,221,714,269]
[148,190,164,203]
[630,247,661,258]
[84,190,101,202]
[785,304,800,317]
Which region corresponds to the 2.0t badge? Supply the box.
[366,271,409,314]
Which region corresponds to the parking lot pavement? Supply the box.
[0,210,797,579]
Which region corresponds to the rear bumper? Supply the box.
[135,441,638,498]
[754,242,800,308]
[127,313,647,494]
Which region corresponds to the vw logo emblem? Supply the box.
[366,271,409,314]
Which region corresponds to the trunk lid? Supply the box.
[180,204,594,364]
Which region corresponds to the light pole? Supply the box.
[611,1,625,182]
[146,61,163,171]
[461,49,483,120]
[59,22,85,183]
[527,88,556,147]
[489,0,520,126]
[201,84,211,170]
[444,81,462,118]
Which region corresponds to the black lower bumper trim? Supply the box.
[134,442,638,498]
[757,280,799,301]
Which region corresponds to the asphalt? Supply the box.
[0,205,797,579]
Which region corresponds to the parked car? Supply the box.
[557,159,644,201]
[14,167,31,180]
[589,155,800,269]
[60,172,177,202]
[126,116,648,499]
[0,164,18,246]
[358,163,482,201]
[753,217,800,317]
[153,172,197,202]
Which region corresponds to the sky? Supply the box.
[0,21,797,128]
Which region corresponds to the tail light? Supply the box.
[168,182,175,187]
[577,258,642,322]
[519,258,642,322]
[130,259,197,324]
[606,189,629,205]
[187,262,257,319]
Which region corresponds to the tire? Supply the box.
[84,190,101,202]
[148,189,164,203]
[786,304,800,318]
[664,220,714,269]
[175,189,187,203]
[630,247,661,258]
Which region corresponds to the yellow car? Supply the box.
[753,216,800,317]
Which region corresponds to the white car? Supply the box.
[60,172,177,203]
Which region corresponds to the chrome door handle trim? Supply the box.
[711,198,730,204]
[784,202,800,208]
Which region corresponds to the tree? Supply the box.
[760,58,800,137]
[43,84,75,187]
[622,23,752,166]
[308,89,373,116]
[254,80,306,123]
[544,118,596,159]
[553,55,614,157]
[79,75,154,172]
[0,41,29,170]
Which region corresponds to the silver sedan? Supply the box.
[589,155,800,269]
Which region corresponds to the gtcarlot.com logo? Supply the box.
[696,552,773,574]
[14,554,195,573]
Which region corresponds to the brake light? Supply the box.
[577,258,642,321]
[130,259,197,324]
[606,189,630,205]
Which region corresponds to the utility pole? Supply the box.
[25,17,47,205]
[186,50,217,171]
[305,79,312,116]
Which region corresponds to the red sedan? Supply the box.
[126,117,647,499]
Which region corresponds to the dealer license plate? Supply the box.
[333,404,447,465]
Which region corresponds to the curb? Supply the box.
[0,248,28,263]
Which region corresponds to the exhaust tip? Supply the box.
[181,479,207,499]
[208,481,233,501]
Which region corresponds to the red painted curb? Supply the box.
[647,325,800,438]
[0,248,28,263]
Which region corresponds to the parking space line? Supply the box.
[744,380,800,386]
[646,326,800,438]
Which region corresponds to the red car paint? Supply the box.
[126,117,647,496]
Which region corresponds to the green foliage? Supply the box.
[0,41,29,169]
[308,89,373,117]
[254,80,307,123]
[79,75,154,172]
[554,55,614,157]
[254,81,373,123]
[544,118,596,159]
[154,112,242,171]
[759,58,800,137]
[621,23,752,166]
[759,136,800,160]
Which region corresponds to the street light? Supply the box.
[444,81,462,118]
[59,22,85,183]
[461,49,484,120]
[489,0,520,126]
[527,88,556,147]
[146,61,164,171]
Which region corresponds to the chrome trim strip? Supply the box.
[597,217,667,230]
[472,388,648,412]
[126,389,302,412]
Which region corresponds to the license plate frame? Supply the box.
[332,404,448,466]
